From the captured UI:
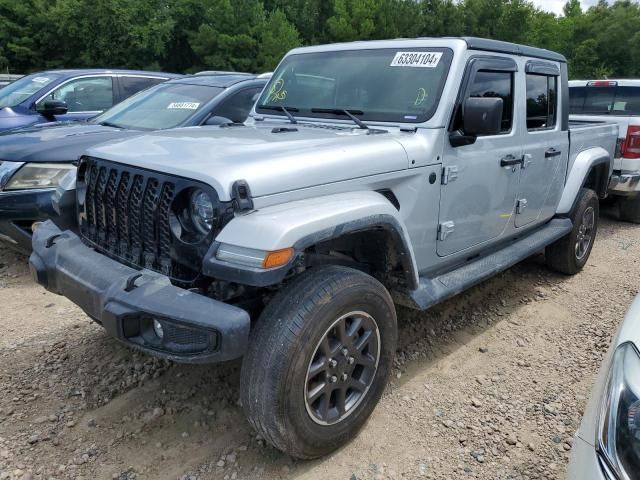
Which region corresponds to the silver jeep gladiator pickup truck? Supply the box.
[29,37,617,458]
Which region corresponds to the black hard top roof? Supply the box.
[459,37,567,63]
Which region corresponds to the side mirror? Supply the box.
[205,115,233,126]
[462,97,503,136]
[38,100,68,117]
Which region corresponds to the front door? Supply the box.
[35,76,114,122]
[515,65,568,227]
[437,58,522,257]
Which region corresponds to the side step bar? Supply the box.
[394,218,573,310]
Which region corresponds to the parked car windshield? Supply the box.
[0,73,62,108]
[570,85,640,116]
[256,48,453,123]
[92,82,224,129]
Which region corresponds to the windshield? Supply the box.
[570,85,640,116]
[92,82,224,129]
[0,73,62,108]
[256,48,452,123]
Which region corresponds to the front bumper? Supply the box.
[0,188,56,253]
[608,172,640,196]
[29,221,251,363]
[567,436,615,480]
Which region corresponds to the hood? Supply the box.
[86,124,410,200]
[0,107,42,132]
[0,123,141,162]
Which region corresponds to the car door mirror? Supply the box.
[205,115,233,126]
[462,97,503,136]
[38,100,68,117]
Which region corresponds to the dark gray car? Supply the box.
[0,73,269,252]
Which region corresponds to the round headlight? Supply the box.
[190,189,215,234]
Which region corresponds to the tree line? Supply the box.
[0,0,638,79]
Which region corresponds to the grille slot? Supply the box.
[79,159,181,279]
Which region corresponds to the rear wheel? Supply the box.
[619,196,640,223]
[240,265,397,459]
[546,188,599,275]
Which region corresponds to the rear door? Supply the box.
[515,61,568,228]
[437,56,522,256]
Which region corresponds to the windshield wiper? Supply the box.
[258,105,298,124]
[310,108,370,130]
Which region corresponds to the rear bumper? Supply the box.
[29,221,251,364]
[608,172,640,196]
[0,188,56,253]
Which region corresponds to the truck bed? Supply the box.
[568,120,618,174]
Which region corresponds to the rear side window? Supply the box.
[119,76,166,100]
[467,70,514,133]
[569,86,640,115]
[526,74,557,130]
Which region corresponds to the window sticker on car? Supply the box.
[268,79,287,102]
[414,88,427,105]
[390,52,442,68]
[32,77,50,84]
[167,102,200,110]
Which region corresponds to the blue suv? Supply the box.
[0,69,181,131]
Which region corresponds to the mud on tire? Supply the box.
[240,265,397,459]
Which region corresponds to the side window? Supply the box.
[569,86,586,114]
[526,74,557,130]
[119,76,165,100]
[214,87,262,123]
[465,70,514,134]
[37,77,113,112]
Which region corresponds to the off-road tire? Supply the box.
[240,265,397,459]
[619,196,640,223]
[546,188,599,275]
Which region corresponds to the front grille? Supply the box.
[77,157,225,283]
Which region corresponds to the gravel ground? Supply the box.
[0,210,636,480]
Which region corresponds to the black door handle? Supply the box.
[545,148,561,158]
[500,154,524,167]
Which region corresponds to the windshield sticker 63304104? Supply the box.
[167,102,200,110]
[390,52,442,68]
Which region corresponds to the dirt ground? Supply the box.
[0,209,636,480]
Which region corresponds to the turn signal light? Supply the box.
[262,248,294,269]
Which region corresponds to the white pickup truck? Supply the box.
[570,79,640,221]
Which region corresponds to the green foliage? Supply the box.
[0,0,638,79]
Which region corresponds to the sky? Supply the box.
[530,0,607,14]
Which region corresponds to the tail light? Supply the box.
[587,80,618,87]
[622,125,640,159]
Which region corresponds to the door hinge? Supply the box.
[441,166,459,185]
[516,198,528,214]
[438,221,455,241]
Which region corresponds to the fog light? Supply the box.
[153,319,164,339]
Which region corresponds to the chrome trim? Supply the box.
[32,73,170,110]
[609,173,640,194]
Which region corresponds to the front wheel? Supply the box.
[546,188,599,275]
[240,265,397,459]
